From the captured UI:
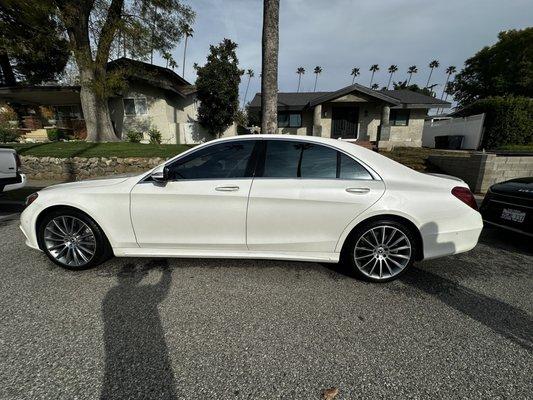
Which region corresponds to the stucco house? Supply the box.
[0,57,235,144]
[249,84,450,149]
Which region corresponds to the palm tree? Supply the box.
[425,60,440,88]
[313,66,322,92]
[441,65,456,99]
[369,64,379,86]
[371,83,379,90]
[350,67,360,84]
[242,69,255,107]
[168,59,177,70]
[261,0,280,135]
[296,67,305,92]
[387,64,398,89]
[181,24,194,78]
[407,65,417,85]
[162,51,172,68]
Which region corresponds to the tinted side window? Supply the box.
[167,141,255,180]
[339,153,373,180]
[300,143,337,178]
[263,140,300,177]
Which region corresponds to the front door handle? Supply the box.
[346,187,370,194]
[215,186,240,192]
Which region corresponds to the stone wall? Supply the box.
[20,156,166,181]
[428,153,533,193]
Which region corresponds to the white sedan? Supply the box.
[20,135,483,282]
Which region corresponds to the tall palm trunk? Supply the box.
[182,35,189,78]
[352,75,355,84]
[370,71,375,86]
[313,74,318,92]
[261,0,279,135]
[242,75,252,107]
[440,73,451,99]
[407,73,412,85]
[297,74,302,92]
[387,72,394,89]
[425,68,434,87]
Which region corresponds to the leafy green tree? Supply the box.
[369,64,379,86]
[406,65,417,85]
[0,1,69,86]
[452,28,533,106]
[371,83,379,90]
[387,64,398,89]
[195,39,242,136]
[350,67,360,84]
[313,66,322,92]
[53,0,194,142]
[296,67,305,92]
[393,80,434,96]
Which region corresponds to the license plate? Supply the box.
[501,208,526,223]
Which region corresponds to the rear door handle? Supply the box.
[346,187,370,194]
[215,186,240,192]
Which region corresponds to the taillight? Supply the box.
[14,153,21,171]
[25,192,38,207]
[451,186,478,210]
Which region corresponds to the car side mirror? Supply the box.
[151,166,170,182]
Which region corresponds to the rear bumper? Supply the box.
[1,173,26,192]
[480,192,532,236]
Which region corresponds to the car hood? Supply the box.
[490,177,533,200]
[40,174,139,191]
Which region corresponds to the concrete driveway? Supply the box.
[0,218,531,399]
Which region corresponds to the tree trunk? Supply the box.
[182,35,188,78]
[79,67,119,142]
[426,68,433,88]
[261,0,279,135]
[387,73,393,89]
[0,51,16,86]
[314,74,318,92]
[407,73,412,85]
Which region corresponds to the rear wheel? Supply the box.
[344,220,417,282]
[38,209,112,270]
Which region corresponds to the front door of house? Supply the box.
[331,107,358,139]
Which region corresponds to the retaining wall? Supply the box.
[428,153,533,193]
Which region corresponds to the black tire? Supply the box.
[37,208,113,270]
[342,219,418,283]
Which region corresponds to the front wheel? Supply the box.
[344,220,418,282]
[38,209,112,270]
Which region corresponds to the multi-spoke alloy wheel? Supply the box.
[44,216,96,267]
[38,209,112,270]
[352,225,413,281]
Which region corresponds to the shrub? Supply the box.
[0,105,17,123]
[47,128,67,141]
[0,124,19,143]
[126,130,143,143]
[148,128,162,144]
[462,97,533,149]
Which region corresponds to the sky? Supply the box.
[163,0,532,105]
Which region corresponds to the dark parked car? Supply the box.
[480,177,533,236]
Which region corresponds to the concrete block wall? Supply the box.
[428,153,533,193]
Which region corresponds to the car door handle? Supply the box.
[215,186,240,192]
[346,187,370,194]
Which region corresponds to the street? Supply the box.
[0,217,531,399]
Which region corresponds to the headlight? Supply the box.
[25,192,39,207]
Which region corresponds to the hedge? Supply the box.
[462,97,532,149]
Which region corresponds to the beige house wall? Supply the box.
[280,102,428,147]
[109,82,236,145]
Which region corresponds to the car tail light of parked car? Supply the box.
[452,186,478,210]
[25,192,38,207]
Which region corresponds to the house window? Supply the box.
[278,112,302,128]
[123,98,148,116]
[390,109,410,126]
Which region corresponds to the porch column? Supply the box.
[379,104,391,141]
[312,104,322,136]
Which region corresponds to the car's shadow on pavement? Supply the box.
[478,226,533,256]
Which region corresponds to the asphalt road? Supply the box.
[0,219,531,400]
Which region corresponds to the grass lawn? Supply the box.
[495,144,533,152]
[381,147,454,172]
[7,141,194,159]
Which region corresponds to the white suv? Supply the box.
[0,147,26,192]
